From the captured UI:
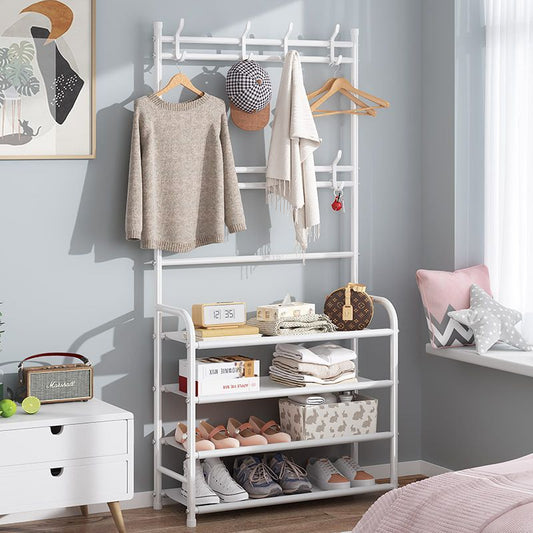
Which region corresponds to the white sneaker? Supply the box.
[306,457,351,491]
[203,457,249,502]
[181,459,220,505]
[333,456,375,487]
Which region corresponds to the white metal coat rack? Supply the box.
[151,19,399,528]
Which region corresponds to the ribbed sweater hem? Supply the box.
[126,231,141,241]
[140,234,226,253]
[227,222,247,233]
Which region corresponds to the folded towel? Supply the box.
[266,50,321,251]
[272,356,355,379]
[248,314,336,336]
[288,393,338,405]
[275,343,356,365]
[270,373,357,388]
[269,365,356,384]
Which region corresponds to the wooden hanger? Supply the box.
[154,72,204,98]
[308,77,389,117]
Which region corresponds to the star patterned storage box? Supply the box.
[278,395,378,440]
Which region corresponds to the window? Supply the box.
[484,0,533,313]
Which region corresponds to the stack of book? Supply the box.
[179,356,260,396]
[195,324,260,340]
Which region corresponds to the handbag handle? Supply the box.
[18,353,90,372]
[342,283,367,321]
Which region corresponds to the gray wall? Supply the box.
[0,0,424,492]
[420,0,533,470]
[455,0,485,268]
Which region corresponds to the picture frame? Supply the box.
[0,0,95,160]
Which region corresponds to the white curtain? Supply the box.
[484,0,533,313]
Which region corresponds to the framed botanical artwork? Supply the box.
[0,0,95,159]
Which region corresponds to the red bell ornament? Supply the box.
[331,191,343,211]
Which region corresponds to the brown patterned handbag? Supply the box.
[324,283,374,331]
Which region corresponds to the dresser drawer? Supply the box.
[0,419,128,466]
[0,457,130,514]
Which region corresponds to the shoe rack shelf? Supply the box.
[165,482,396,515]
[151,20,399,528]
[162,375,393,404]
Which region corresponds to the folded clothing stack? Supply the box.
[248,314,336,336]
[269,343,357,387]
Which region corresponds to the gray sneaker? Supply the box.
[268,453,313,494]
[233,455,282,498]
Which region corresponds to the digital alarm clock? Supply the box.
[192,302,247,328]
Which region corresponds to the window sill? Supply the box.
[425,343,533,378]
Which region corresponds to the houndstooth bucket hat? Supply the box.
[226,60,272,131]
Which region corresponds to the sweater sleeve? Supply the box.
[125,102,142,240]
[220,111,247,233]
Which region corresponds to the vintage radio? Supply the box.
[18,353,93,404]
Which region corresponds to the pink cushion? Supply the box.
[416,265,492,348]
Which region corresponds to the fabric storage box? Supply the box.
[278,395,378,440]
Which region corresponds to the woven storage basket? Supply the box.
[324,283,374,331]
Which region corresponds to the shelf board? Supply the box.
[425,343,533,378]
[165,483,394,513]
[164,328,394,349]
[162,431,394,459]
[162,376,393,404]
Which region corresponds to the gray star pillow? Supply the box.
[448,284,533,355]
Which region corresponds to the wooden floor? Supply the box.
[1,476,424,533]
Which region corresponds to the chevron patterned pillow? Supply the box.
[416,265,492,348]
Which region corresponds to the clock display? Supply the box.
[192,302,247,328]
[205,304,244,325]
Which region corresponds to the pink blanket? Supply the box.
[353,454,533,533]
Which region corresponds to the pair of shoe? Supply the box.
[306,456,375,491]
[228,416,291,446]
[175,417,291,451]
[181,457,248,506]
[175,421,239,450]
[233,454,312,498]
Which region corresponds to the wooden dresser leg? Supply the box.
[79,505,88,517]
[107,501,126,533]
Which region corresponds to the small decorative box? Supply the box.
[278,395,378,440]
[257,294,315,322]
[179,356,260,396]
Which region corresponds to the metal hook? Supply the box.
[283,22,293,58]
[241,20,251,60]
[331,150,344,191]
[175,18,185,61]
[178,50,187,62]
[247,51,254,62]
[329,23,340,66]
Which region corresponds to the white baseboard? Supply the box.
[0,460,448,526]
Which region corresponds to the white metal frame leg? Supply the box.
[153,250,163,510]
[186,335,197,527]
[373,297,399,487]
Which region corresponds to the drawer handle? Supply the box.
[50,425,63,435]
[50,467,63,477]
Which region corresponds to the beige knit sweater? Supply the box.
[125,93,247,252]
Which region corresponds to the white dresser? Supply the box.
[0,399,133,532]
